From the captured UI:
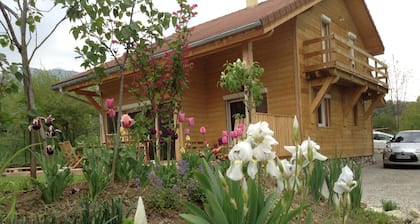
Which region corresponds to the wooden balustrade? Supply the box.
[303,34,388,88]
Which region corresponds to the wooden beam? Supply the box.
[74,89,100,97]
[310,76,338,112]
[186,28,264,59]
[85,95,103,112]
[363,93,385,120]
[310,75,339,87]
[343,85,368,117]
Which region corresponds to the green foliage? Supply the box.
[78,197,124,224]
[349,162,362,209]
[0,53,22,130]
[399,98,420,130]
[82,148,111,200]
[349,208,401,224]
[144,160,180,209]
[31,151,73,204]
[4,197,127,224]
[324,156,344,206]
[219,59,265,114]
[32,71,99,144]
[115,146,137,182]
[181,159,306,224]
[309,160,327,202]
[381,199,398,211]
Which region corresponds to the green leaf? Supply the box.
[182,201,209,221]
[179,214,210,224]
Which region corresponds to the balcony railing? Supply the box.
[303,34,388,89]
[252,113,294,157]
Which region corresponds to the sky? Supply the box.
[2,0,419,101]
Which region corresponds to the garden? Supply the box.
[0,0,405,223]
[0,114,403,224]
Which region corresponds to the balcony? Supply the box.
[303,34,388,93]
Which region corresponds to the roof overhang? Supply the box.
[344,0,384,55]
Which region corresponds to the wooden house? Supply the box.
[51,0,388,160]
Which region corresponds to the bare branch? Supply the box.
[29,15,67,63]
[0,1,22,52]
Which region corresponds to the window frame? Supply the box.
[317,94,331,128]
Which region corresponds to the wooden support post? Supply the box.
[343,85,368,117]
[310,76,339,112]
[242,41,254,126]
[363,93,385,120]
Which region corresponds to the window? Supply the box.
[321,14,331,62]
[224,92,268,132]
[256,93,268,113]
[317,94,331,127]
[353,104,358,126]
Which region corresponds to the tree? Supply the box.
[60,0,196,180]
[0,53,23,129]
[399,97,420,130]
[386,55,412,130]
[219,59,265,125]
[0,1,67,177]
[32,70,99,144]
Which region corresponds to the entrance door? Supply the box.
[226,99,245,132]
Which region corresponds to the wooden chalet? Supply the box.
[51,0,388,160]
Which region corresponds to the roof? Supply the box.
[51,0,384,92]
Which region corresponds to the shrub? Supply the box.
[381,199,398,211]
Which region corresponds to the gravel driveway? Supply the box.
[361,152,420,211]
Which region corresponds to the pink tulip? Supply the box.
[199,126,206,135]
[187,117,195,126]
[105,98,115,109]
[108,108,116,118]
[222,130,228,137]
[184,128,190,136]
[121,114,135,128]
[222,136,228,145]
[230,130,238,139]
[178,112,185,122]
[236,127,243,137]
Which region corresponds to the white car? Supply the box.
[373,131,393,152]
[383,130,420,168]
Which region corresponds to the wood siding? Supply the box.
[295,0,374,158]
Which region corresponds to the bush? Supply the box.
[381,199,398,211]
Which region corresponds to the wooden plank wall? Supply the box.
[182,47,242,145]
[253,20,297,116]
[253,113,294,158]
[295,0,374,158]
